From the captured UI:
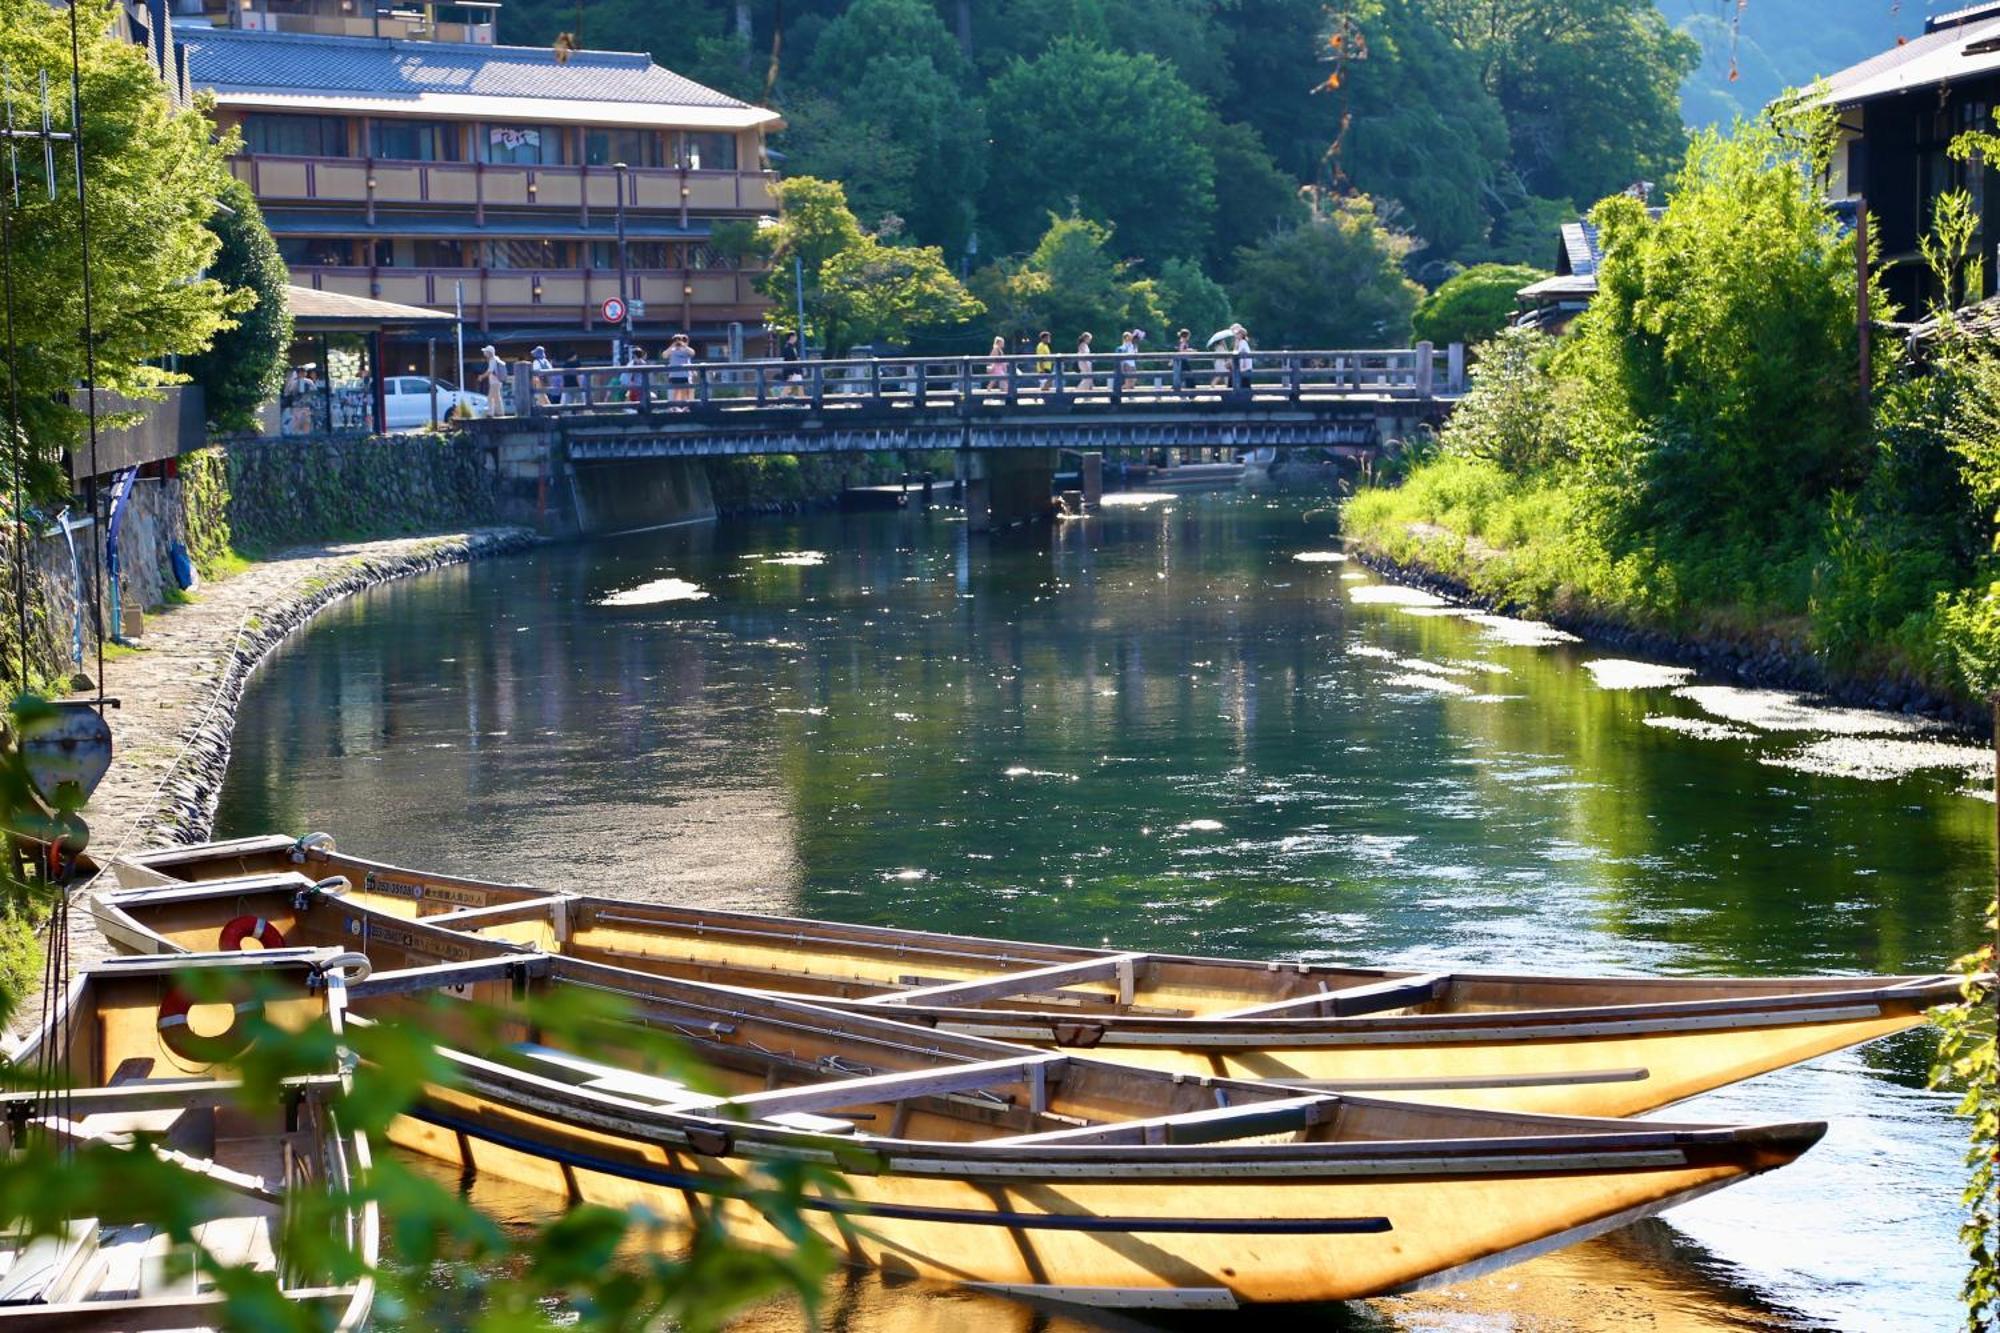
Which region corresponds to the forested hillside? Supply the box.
[503,1,1694,300]
[1663,0,1919,127]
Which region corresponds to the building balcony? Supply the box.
[222,10,498,44]
[230,154,778,219]
[292,264,771,332]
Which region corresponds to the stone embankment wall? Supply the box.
[223,434,497,552]
[1,434,499,692]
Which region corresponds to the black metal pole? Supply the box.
[65,1,104,708]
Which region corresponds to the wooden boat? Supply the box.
[91,834,1968,1118]
[90,834,1966,1118]
[86,874,1825,1308]
[0,951,375,1330]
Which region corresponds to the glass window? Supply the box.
[681,131,737,171]
[488,239,565,269]
[277,237,358,266]
[370,119,461,161]
[412,239,468,267]
[483,124,561,165]
[583,128,662,168]
[241,112,347,157]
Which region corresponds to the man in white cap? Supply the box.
[482,344,507,417]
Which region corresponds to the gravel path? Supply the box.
[41,526,538,990]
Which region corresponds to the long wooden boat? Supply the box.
[84,875,1825,1308]
[92,834,1967,1117]
[0,951,376,1330]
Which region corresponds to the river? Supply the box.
[214,489,1988,1331]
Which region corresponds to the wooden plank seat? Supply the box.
[1208,974,1449,1020]
[987,1095,1341,1147]
[507,1045,857,1135]
[860,955,1146,1008]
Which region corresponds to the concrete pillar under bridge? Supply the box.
[960,448,1057,532]
[565,458,717,536]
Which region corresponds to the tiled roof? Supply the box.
[1818,14,2000,104]
[182,28,749,110]
[286,284,454,325]
[1557,222,1600,277]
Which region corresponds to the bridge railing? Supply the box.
[501,344,1464,420]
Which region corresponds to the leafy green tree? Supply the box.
[0,0,248,496]
[183,178,292,433]
[968,0,1237,99]
[755,176,980,352]
[980,39,1214,261]
[1434,0,1698,207]
[1339,0,1512,263]
[779,0,987,251]
[1155,257,1231,343]
[1228,197,1422,347]
[820,238,985,351]
[1203,120,1309,279]
[1413,263,1546,347]
[972,213,1166,346]
[1559,106,1879,537]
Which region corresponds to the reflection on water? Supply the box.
[217,492,1985,1331]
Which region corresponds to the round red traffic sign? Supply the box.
[600,297,627,324]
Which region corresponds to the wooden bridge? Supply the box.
[465,345,1467,533]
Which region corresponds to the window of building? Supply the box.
[588,241,675,269]
[412,239,469,267]
[277,236,361,266]
[241,112,348,157]
[681,132,737,172]
[488,239,569,269]
[370,119,461,162]
[583,128,664,168]
[483,124,562,165]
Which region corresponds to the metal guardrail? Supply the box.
[494,344,1466,421]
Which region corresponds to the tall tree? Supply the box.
[971,214,1167,345]
[787,0,985,252]
[1202,120,1309,280]
[1228,197,1421,346]
[1338,0,1512,264]
[184,179,293,433]
[756,176,980,352]
[980,39,1215,262]
[0,0,247,497]
[1434,0,1698,206]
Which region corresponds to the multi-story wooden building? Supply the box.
[176,0,783,366]
[1822,2,1999,315]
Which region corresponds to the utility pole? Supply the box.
[1855,195,1871,413]
[614,160,630,364]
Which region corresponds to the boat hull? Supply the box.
[386,1076,1811,1306]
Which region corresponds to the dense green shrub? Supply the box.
[1414,264,1548,348]
[1439,327,1569,475]
[183,179,293,433]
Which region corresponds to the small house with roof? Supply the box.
[1820,2,1999,315]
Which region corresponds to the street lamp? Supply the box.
[614,160,630,363]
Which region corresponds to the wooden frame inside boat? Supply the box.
[0,951,376,1329]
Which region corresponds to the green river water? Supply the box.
[214,489,1989,1331]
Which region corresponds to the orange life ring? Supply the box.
[217,914,285,952]
[156,987,257,1066]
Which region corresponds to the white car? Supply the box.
[383,376,490,430]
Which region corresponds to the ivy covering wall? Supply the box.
[224,435,498,552]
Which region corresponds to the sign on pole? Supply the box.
[600,296,627,325]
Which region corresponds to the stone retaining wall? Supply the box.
[224,433,498,552]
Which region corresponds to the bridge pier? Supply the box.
[1080,452,1103,511]
[961,448,1056,532]
[566,458,717,535]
